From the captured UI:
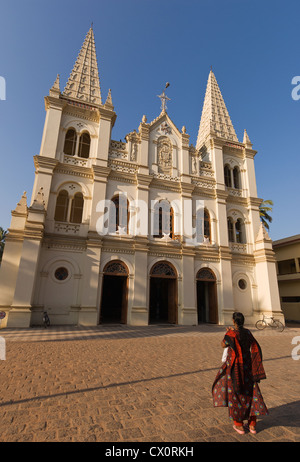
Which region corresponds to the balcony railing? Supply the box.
[54,222,80,234]
[229,242,247,253]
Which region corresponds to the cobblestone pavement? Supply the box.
[0,323,299,443]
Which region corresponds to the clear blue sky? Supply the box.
[0,0,299,241]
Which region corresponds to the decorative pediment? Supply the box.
[148,112,183,139]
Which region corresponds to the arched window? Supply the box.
[54,190,69,222]
[70,192,84,224]
[64,129,77,156]
[78,132,91,158]
[224,165,232,187]
[153,200,174,239]
[227,217,234,242]
[204,210,211,242]
[233,167,240,189]
[109,195,129,234]
[235,218,244,243]
[196,208,211,243]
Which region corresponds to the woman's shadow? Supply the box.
[258,400,300,433]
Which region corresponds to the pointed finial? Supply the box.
[31,187,45,211]
[104,88,114,110]
[256,222,272,243]
[49,74,60,97]
[243,129,253,147]
[13,191,28,215]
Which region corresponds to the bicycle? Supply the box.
[255,314,284,332]
[42,311,50,328]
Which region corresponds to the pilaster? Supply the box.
[39,96,65,159]
[180,131,190,182]
[253,224,284,322]
[130,242,149,325]
[32,156,58,209]
[138,120,150,175]
[8,193,46,327]
[95,106,116,167]
[90,165,111,233]
[78,233,102,325]
[0,193,28,314]
[179,252,197,325]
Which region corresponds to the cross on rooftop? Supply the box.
[157,82,171,112]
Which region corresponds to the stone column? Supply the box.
[39,96,65,159]
[254,224,284,323]
[0,193,28,327]
[8,191,46,327]
[130,174,151,325]
[130,240,149,326]
[78,236,102,326]
[31,157,58,210]
[180,251,197,325]
[94,105,116,167]
[138,120,150,175]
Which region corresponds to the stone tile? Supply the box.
[0,324,299,442]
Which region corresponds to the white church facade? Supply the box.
[0,27,284,328]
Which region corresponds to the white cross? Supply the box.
[157,82,170,112]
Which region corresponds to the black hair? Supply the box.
[233,312,245,328]
[233,312,247,345]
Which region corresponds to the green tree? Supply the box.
[0,227,8,263]
[259,199,273,230]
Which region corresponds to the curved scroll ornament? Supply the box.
[157,137,172,174]
[104,261,128,276]
[150,262,176,278]
[196,268,216,281]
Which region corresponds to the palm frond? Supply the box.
[259,199,273,230]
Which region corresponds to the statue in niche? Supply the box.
[130,143,138,161]
[192,156,198,174]
[157,137,172,174]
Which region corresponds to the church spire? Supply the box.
[196,69,238,149]
[63,26,102,106]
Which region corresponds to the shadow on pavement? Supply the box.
[259,400,300,430]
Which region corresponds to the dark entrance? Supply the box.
[196,268,218,324]
[100,261,128,324]
[149,261,177,324]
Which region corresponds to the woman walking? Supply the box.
[212,312,268,435]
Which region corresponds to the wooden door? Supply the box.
[121,276,128,324]
[208,282,218,324]
[168,279,177,324]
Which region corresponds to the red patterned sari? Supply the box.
[212,328,268,423]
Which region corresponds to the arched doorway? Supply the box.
[100,261,128,324]
[149,261,178,324]
[196,268,218,324]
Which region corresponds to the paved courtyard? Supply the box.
[0,323,299,443]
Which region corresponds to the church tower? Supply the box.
[194,69,282,325]
[0,27,116,327]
